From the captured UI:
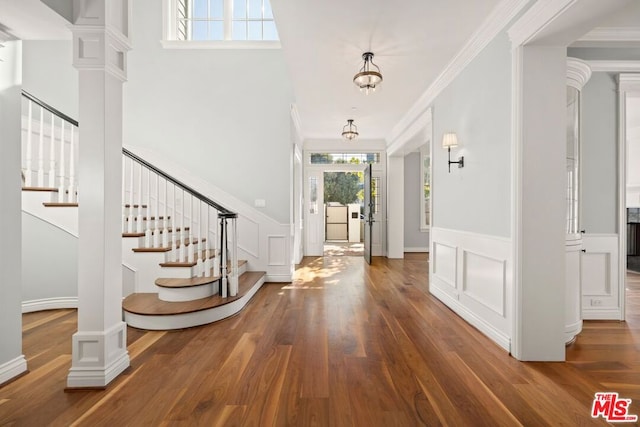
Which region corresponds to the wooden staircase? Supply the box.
[20,90,266,330]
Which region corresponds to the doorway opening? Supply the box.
[323,171,364,257]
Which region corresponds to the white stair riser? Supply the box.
[158,282,219,302]
[124,275,264,330]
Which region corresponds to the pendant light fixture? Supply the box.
[353,52,383,94]
[341,119,359,141]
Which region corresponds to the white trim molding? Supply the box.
[588,61,640,73]
[387,0,530,149]
[67,322,130,388]
[574,27,640,47]
[22,297,78,313]
[566,57,592,90]
[581,234,621,320]
[618,74,640,323]
[430,227,512,352]
[0,356,27,386]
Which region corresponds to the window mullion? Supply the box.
[224,0,233,40]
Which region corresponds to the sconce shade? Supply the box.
[442,132,459,148]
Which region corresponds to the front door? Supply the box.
[364,164,373,264]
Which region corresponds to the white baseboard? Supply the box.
[22,297,78,313]
[404,247,429,253]
[430,285,511,352]
[265,274,293,283]
[583,308,623,320]
[67,352,130,388]
[0,355,28,386]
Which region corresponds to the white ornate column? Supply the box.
[67,0,132,388]
[565,58,591,344]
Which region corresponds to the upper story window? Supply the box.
[163,0,280,48]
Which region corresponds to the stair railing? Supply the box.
[122,149,239,296]
[21,91,78,202]
[20,90,239,297]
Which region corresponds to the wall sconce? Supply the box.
[442,132,464,173]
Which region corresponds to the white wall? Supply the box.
[22,212,78,304]
[626,96,640,208]
[404,152,429,251]
[431,32,512,238]
[580,72,618,233]
[0,40,27,384]
[124,0,294,224]
[22,40,77,119]
[428,30,515,353]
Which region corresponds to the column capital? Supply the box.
[71,0,132,81]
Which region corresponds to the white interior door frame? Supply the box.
[302,149,386,257]
[618,73,640,321]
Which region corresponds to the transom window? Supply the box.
[309,153,380,165]
[173,0,278,42]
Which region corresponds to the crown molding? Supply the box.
[575,26,640,46]
[507,0,576,48]
[587,61,640,73]
[386,0,530,149]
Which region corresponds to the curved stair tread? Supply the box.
[43,202,78,207]
[123,271,265,316]
[155,274,221,288]
[22,186,58,192]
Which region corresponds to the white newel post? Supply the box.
[67,0,132,388]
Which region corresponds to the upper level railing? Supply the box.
[21,90,239,297]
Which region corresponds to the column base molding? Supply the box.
[66,322,130,388]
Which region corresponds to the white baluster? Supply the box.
[136,163,143,233]
[146,168,151,234]
[47,112,56,188]
[162,179,169,247]
[37,106,45,187]
[153,174,160,247]
[57,119,66,202]
[127,157,134,233]
[25,100,33,187]
[68,125,76,203]
[171,185,178,259]
[187,233,195,266]
[213,210,220,275]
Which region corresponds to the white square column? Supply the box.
[0,40,28,385]
[67,0,132,388]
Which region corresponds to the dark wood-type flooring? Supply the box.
[1,254,639,426]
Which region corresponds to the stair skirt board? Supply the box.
[22,297,78,313]
[124,274,265,330]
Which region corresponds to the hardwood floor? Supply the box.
[1,254,639,426]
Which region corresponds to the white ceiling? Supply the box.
[270,0,501,141]
[0,0,70,40]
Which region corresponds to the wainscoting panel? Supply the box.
[581,234,621,320]
[238,215,260,259]
[430,227,512,351]
[268,235,287,266]
[463,251,506,317]
[433,242,457,291]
